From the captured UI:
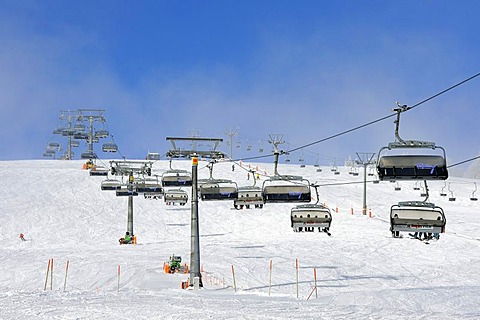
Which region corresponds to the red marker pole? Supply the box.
[117,265,121,292]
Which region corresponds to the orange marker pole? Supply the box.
[314,268,318,298]
[63,260,70,292]
[44,259,51,291]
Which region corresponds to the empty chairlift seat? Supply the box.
[102,143,118,153]
[135,178,163,195]
[146,152,161,160]
[390,201,446,238]
[101,179,122,190]
[74,123,86,132]
[89,166,109,176]
[262,176,311,203]
[161,170,192,187]
[199,179,238,201]
[377,142,448,181]
[291,204,332,233]
[74,132,89,140]
[234,186,264,209]
[47,142,61,150]
[81,151,97,159]
[116,185,139,197]
[95,130,109,138]
[164,189,188,205]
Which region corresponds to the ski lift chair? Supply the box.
[234,186,264,209]
[81,151,97,159]
[470,183,478,201]
[164,189,188,205]
[200,179,238,201]
[290,184,331,234]
[377,151,448,181]
[377,105,449,181]
[62,129,76,136]
[291,204,332,234]
[102,143,118,153]
[116,185,139,197]
[161,170,193,187]
[146,152,161,161]
[135,178,163,195]
[448,183,456,201]
[262,175,311,203]
[53,127,65,135]
[74,123,86,132]
[101,179,122,190]
[95,130,109,139]
[390,201,446,239]
[331,164,340,175]
[413,181,421,191]
[89,166,109,176]
[47,142,61,150]
[74,132,89,140]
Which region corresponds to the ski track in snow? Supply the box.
[1,160,479,319]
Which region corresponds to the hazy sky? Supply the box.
[1,0,479,170]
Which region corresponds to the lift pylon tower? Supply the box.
[225,127,239,159]
[166,137,225,159]
[58,110,77,160]
[268,134,285,176]
[190,156,202,288]
[356,152,376,215]
[77,109,106,159]
[109,160,154,240]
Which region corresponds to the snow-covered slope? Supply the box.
[1,159,479,319]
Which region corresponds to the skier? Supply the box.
[119,232,133,244]
[19,233,26,241]
[232,164,235,172]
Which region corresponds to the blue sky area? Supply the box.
[1,1,479,172]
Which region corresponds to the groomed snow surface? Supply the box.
[1,160,479,319]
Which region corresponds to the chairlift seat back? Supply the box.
[200,185,238,200]
[164,189,188,204]
[377,155,448,180]
[234,187,264,206]
[390,203,446,233]
[90,167,109,176]
[263,185,311,203]
[291,204,332,229]
[136,181,163,194]
[116,187,139,197]
[101,179,122,190]
[102,143,118,153]
[162,170,193,187]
